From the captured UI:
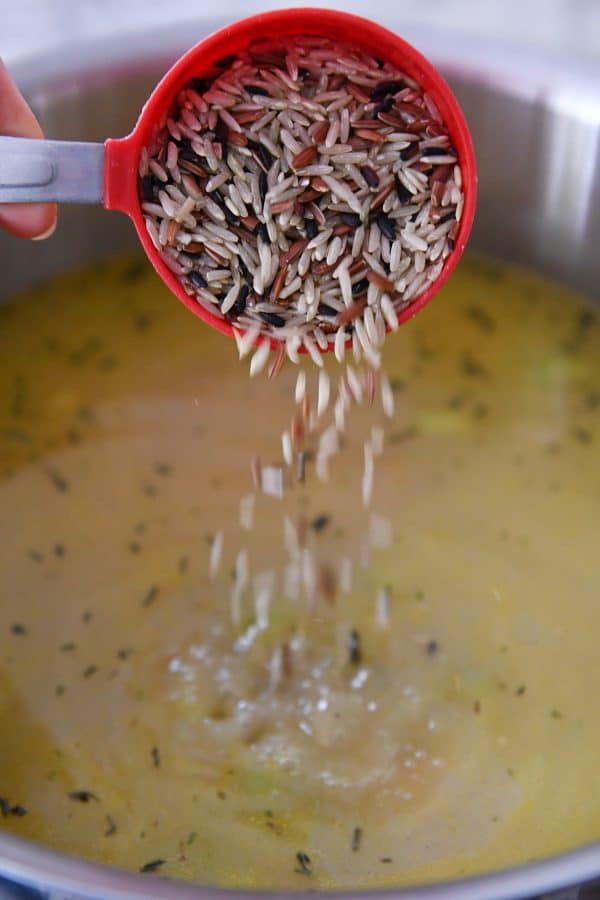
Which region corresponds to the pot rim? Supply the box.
[1,829,600,899]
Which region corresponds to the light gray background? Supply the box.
[2,0,600,67]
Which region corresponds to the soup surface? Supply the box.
[0,254,599,889]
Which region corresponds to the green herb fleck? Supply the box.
[351,826,362,852]
[10,624,27,636]
[140,859,165,874]
[83,665,98,678]
[426,640,439,655]
[104,815,117,836]
[550,708,564,719]
[60,642,76,653]
[55,684,65,697]
[154,462,173,477]
[515,685,526,696]
[151,746,161,768]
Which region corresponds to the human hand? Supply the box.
[0,58,57,239]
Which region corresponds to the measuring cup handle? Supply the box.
[0,136,104,204]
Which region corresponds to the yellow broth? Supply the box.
[0,254,599,888]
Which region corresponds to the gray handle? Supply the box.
[0,136,104,204]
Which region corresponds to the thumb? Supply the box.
[0,58,57,240]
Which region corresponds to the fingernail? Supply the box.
[32,220,57,241]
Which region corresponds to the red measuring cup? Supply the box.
[0,8,477,347]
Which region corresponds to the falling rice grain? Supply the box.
[250,340,272,377]
[239,494,255,531]
[295,369,307,404]
[317,369,330,417]
[381,373,395,418]
[209,530,224,579]
[282,430,293,466]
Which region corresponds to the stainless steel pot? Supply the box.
[0,18,599,900]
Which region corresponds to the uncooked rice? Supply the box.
[141,35,463,365]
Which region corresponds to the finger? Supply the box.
[0,58,58,239]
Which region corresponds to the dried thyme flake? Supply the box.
[10,623,27,636]
[310,514,331,533]
[571,425,593,445]
[154,462,173,477]
[27,549,44,563]
[83,665,98,678]
[45,466,69,493]
[515,684,527,696]
[68,790,99,803]
[460,352,488,379]
[60,641,76,653]
[151,746,161,768]
[465,304,496,332]
[426,640,439,655]
[0,797,27,817]
[351,827,363,852]
[348,628,362,665]
[295,851,312,876]
[121,259,146,282]
[140,858,166,874]
[104,814,117,836]
[142,584,159,607]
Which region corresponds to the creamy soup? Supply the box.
[0,254,599,889]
